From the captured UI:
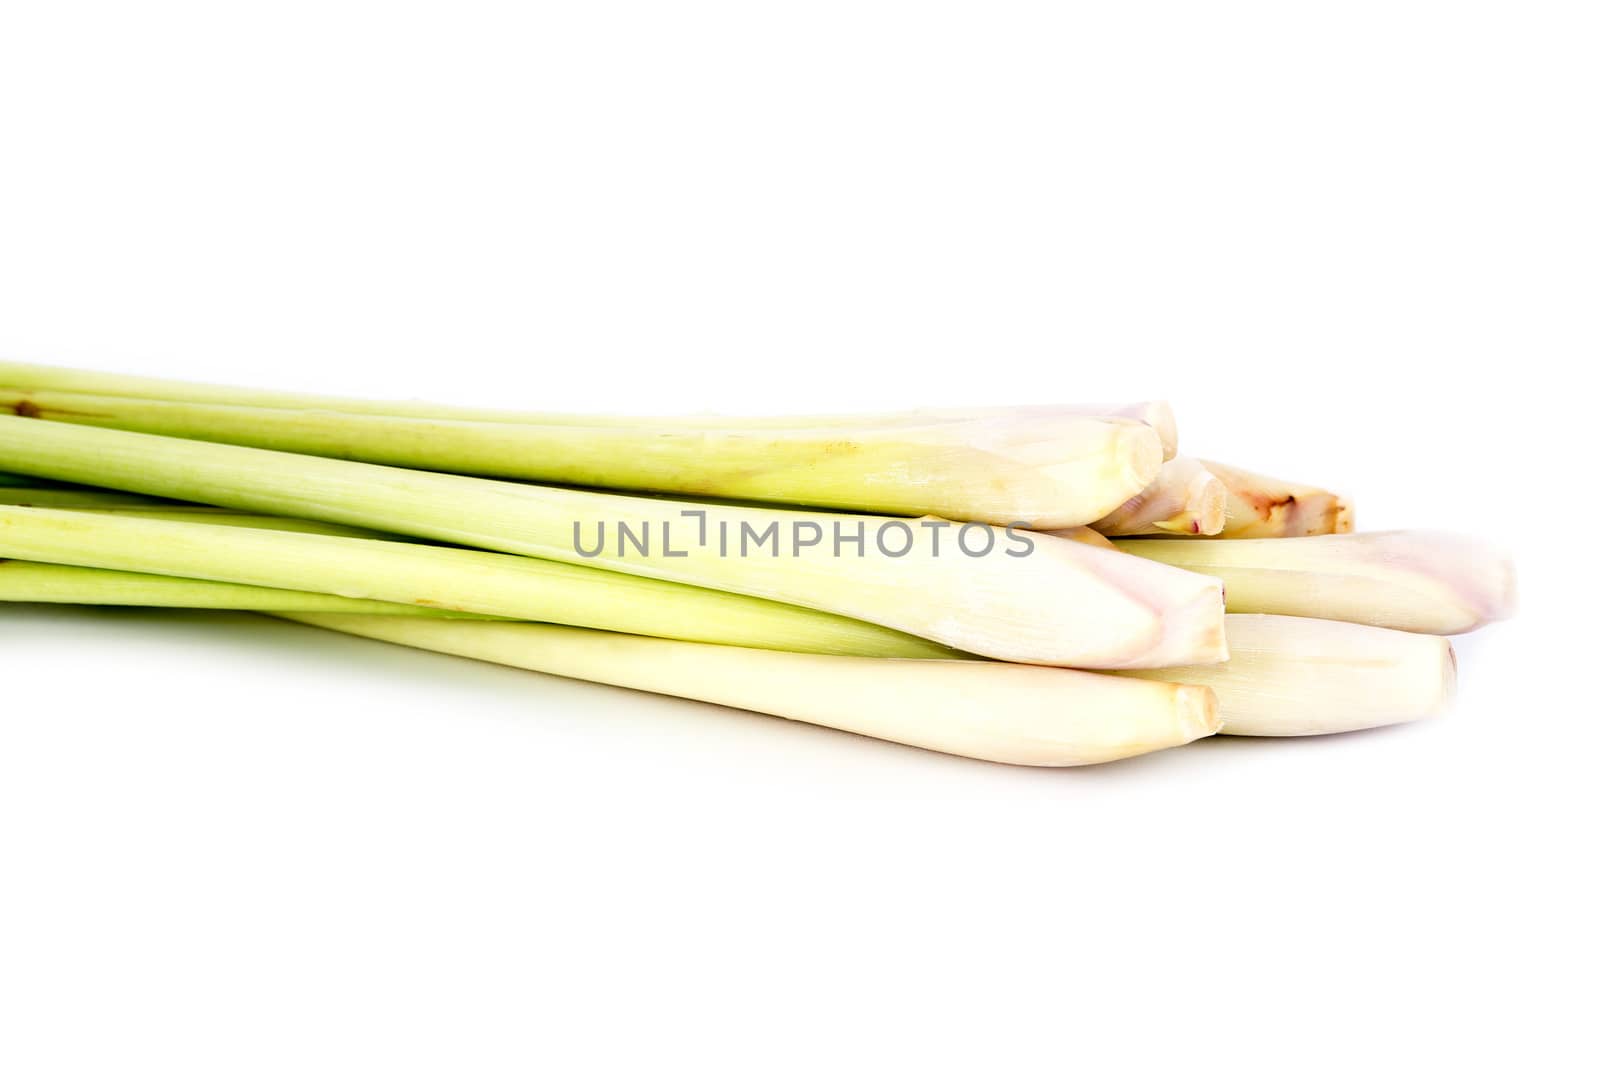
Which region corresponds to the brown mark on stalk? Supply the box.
[3,397,110,420]
[413,598,471,612]
[1235,487,1302,525]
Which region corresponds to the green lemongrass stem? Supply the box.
[0,388,1161,527]
[0,558,488,617]
[0,491,400,540]
[1083,457,1226,537]
[1200,459,1354,538]
[0,419,1227,667]
[282,613,1220,766]
[1111,614,1455,736]
[69,508,406,539]
[0,487,187,509]
[0,362,1179,459]
[0,505,962,658]
[1117,531,1516,634]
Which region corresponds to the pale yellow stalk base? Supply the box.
[1113,614,1455,736]
[1117,530,1516,634]
[1086,457,1226,536]
[1200,459,1353,538]
[0,419,1227,667]
[284,613,1220,766]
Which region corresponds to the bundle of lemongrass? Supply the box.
[0,361,1514,765]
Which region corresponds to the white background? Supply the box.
[1,3,1594,1065]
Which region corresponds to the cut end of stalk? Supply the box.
[1094,457,1228,537]
[1118,422,1166,497]
[1159,589,1231,669]
[1177,684,1223,741]
[1154,466,1227,536]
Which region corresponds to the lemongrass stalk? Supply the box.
[1084,458,1225,537]
[0,505,963,658]
[0,419,1227,667]
[0,387,1160,527]
[0,361,1179,458]
[69,508,404,539]
[1,470,150,492]
[0,491,399,540]
[0,487,185,509]
[1111,614,1455,736]
[0,558,485,616]
[1117,531,1515,634]
[1200,459,1353,538]
[283,613,1218,766]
